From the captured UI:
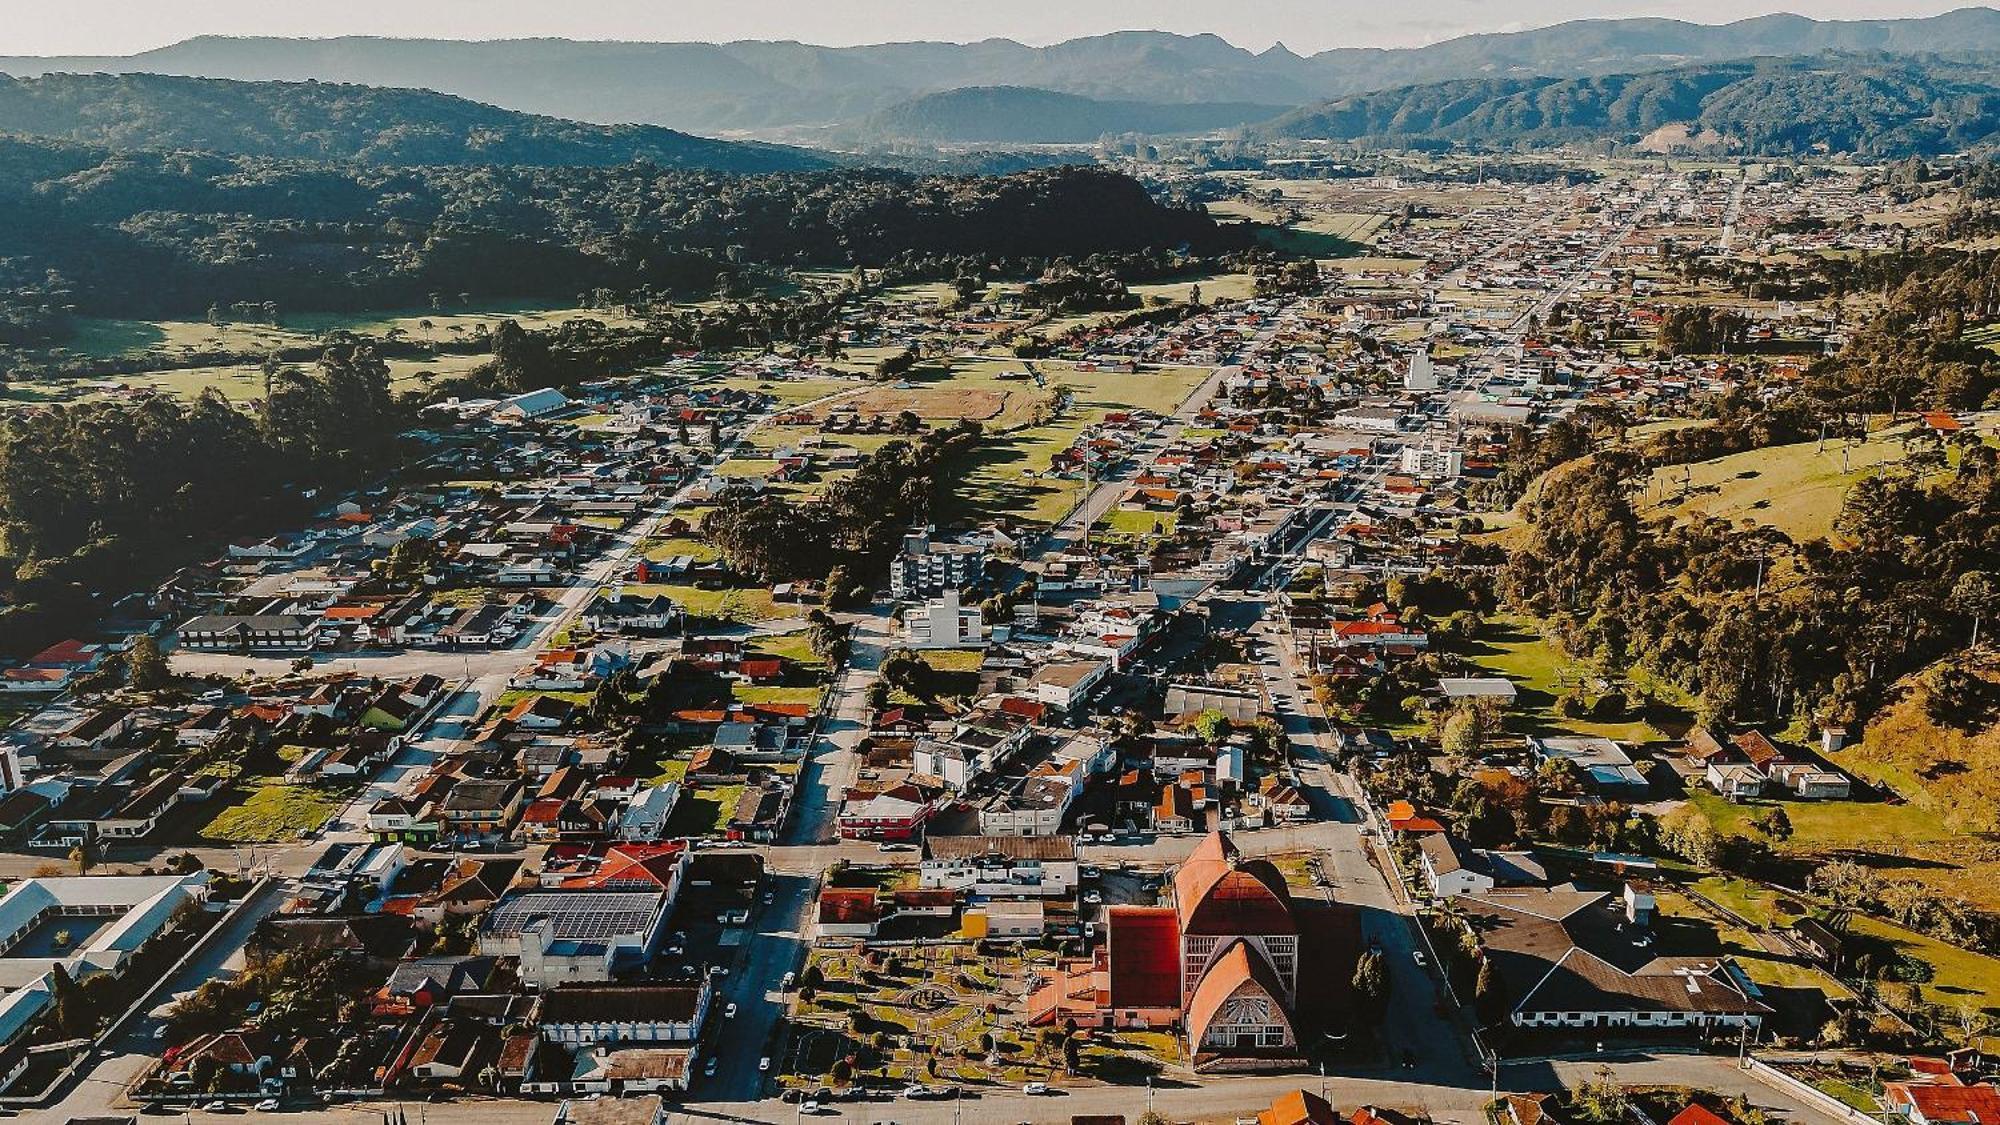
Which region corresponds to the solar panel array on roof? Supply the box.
[481,891,667,940]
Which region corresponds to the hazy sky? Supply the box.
[6,0,1989,56]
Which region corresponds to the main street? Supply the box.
[150,1051,1839,1125]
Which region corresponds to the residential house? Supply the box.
[920,835,1078,898]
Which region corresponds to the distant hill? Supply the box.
[0,72,829,170]
[1261,55,2000,156]
[5,10,2000,135]
[863,87,1287,144]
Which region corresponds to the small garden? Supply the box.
[785,943,1178,1091]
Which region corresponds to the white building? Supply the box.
[904,589,985,650]
[920,835,1077,898]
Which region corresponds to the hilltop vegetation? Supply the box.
[1265,55,2000,156]
[1835,655,2000,835]
[0,142,1244,343]
[863,87,1288,144]
[0,72,827,170]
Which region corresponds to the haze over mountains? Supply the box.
[5,8,2000,141]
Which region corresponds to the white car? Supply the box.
[724,1002,739,1018]
[759,1056,773,1072]
[1411,949,1428,968]
[1082,891,1102,905]
[1023,1082,1050,1095]
[255,1099,281,1112]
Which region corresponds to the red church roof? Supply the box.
[1106,906,1181,1009]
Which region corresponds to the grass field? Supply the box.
[4,353,487,410]
[1097,508,1178,539]
[923,361,1208,527]
[1687,788,1955,852]
[751,632,827,669]
[1129,271,1258,306]
[622,583,785,622]
[665,784,745,836]
[1636,424,1946,542]
[64,303,646,361]
[699,373,859,407]
[1446,615,1669,743]
[1203,196,1384,258]
[198,783,349,843]
[734,685,825,708]
[642,536,720,564]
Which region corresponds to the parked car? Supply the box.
[254,1100,281,1112]
[1023,1082,1049,1095]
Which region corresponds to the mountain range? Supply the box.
[6,9,2000,139]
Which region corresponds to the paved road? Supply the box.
[1039,324,1283,559]
[150,1051,1844,1125]
[697,872,817,1103]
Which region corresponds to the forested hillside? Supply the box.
[1504,244,2000,731]
[0,142,1244,340]
[1265,55,2000,156]
[0,72,826,170]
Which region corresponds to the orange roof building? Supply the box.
[1259,1089,1340,1125]
[1172,831,1305,1068]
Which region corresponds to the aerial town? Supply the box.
[3,9,2000,1125]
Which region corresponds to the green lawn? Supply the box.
[641,537,720,564]
[199,783,349,843]
[623,583,784,622]
[1098,508,1178,539]
[734,685,825,708]
[751,632,827,669]
[1447,615,1669,742]
[1686,789,1955,852]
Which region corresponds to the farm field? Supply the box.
[64,303,647,361]
[2,353,489,410]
